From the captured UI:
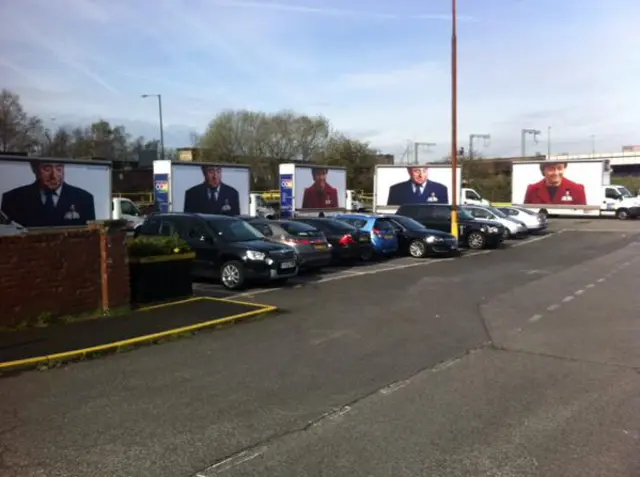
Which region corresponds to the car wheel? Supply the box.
[616,208,629,220]
[220,260,246,290]
[467,231,486,249]
[408,239,427,258]
[359,248,374,261]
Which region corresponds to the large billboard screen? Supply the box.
[375,165,461,208]
[294,165,346,210]
[512,160,603,206]
[0,157,111,227]
[171,163,250,215]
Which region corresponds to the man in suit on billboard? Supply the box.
[1,160,95,227]
[387,167,449,206]
[183,165,240,215]
[301,167,339,209]
[523,162,586,205]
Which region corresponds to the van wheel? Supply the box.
[408,240,427,258]
[220,260,246,290]
[616,208,629,220]
[467,231,486,249]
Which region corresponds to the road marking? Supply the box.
[561,295,574,303]
[585,283,595,288]
[529,314,543,322]
[596,278,606,283]
[574,289,584,295]
[510,233,553,247]
[380,380,410,395]
[547,304,560,311]
[196,446,267,475]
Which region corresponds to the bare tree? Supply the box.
[0,89,43,153]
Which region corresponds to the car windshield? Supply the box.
[457,208,474,220]
[488,207,508,218]
[513,207,537,216]
[390,215,425,230]
[617,187,634,198]
[209,219,264,242]
[280,221,323,237]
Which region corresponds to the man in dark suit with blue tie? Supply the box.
[183,165,240,216]
[0,160,95,227]
[387,167,449,206]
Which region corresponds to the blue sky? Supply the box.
[1,0,639,159]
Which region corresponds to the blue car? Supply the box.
[334,214,399,256]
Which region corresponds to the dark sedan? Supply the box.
[294,217,374,263]
[385,214,460,258]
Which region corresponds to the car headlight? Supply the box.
[488,226,499,233]
[425,235,444,244]
[245,250,266,261]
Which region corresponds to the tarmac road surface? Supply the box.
[0,222,639,477]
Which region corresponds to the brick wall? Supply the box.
[0,228,130,327]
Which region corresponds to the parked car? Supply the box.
[462,205,528,239]
[0,210,27,236]
[497,206,548,233]
[395,204,504,250]
[137,213,299,290]
[294,217,374,262]
[334,214,399,257]
[383,214,459,258]
[247,219,332,270]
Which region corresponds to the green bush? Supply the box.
[127,235,192,258]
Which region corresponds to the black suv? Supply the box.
[395,204,504,250]
[137,213,299,290]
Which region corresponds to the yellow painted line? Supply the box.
[0,302,278,372]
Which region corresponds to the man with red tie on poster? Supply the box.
[523,161,586,205]
[302,167,339,209]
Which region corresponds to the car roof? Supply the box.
[150,212,239,221]
[336,213,384,219]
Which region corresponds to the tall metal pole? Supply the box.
[450,0,459,238]
[469,133,491,161]
[142,93,165,160]
[158,94,165,160]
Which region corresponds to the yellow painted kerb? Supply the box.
[0,297,277,372]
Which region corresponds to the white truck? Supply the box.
[460,187,491,206]
[111,197,146,229]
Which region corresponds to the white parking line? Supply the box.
[509,234,553,247]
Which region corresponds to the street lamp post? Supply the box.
[520,128,541,158]
[468,133,491,161]
[141,94,165,160]
[450,0,459,238]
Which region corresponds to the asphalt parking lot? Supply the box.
[2,218,640,477]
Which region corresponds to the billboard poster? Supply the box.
[512,160,603,206]
[375,165,461,209]
[171,163,250,215]
[153,173,169,213]
[0,156,111,228]
[280,174,294,218]
[294,165,346,210]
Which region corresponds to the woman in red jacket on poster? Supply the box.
[301,167,339,209]
[523,162,586,205]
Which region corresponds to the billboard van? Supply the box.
[512,160,603,208]
[374,164,461,212]
[0,155,111,228]
[170,162,250,216]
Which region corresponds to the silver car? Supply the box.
[249,219,332,270]
[462,205,528,239]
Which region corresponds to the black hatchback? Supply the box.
[384,215,459,258]
[136,213,299,290]
[293,217,374,262]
